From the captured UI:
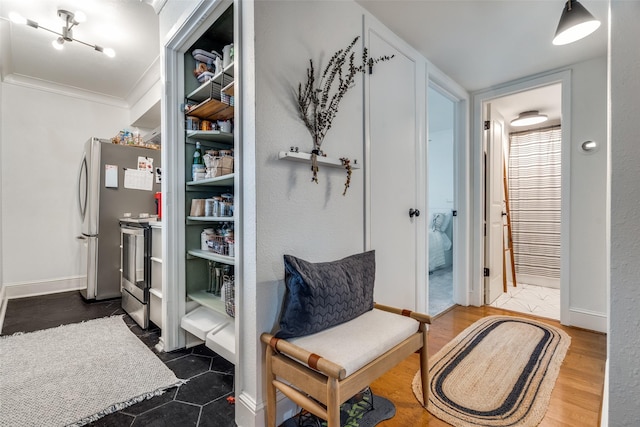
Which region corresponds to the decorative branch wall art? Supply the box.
[295,36,393,194]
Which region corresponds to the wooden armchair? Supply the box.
[260,302,431,427]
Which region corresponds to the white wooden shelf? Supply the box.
[186,130,234,144]
[187,216,235,223]
[188,289,229,315]
[187,173,234,187]
[187,249,235,265]
[149,287,163,299]
[186,62,235,102]
[180,301,236,364]
[278,151,360,169]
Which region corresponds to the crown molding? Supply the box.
[142,0,168,15]
[2,73,128,108]
[126,55,161,108]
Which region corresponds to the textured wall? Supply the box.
[252,0,366,406]
[609,1,640,424]
[569,56,608,317]
[1,83,128,286]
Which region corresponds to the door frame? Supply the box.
[483,103,506,305]
[161,0,234,352]
[471,70,571,324]
[426,71,471,309]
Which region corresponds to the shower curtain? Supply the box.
[508,126,561,288]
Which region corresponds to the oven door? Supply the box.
[121,226,147,302]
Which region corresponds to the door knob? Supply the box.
[409,208,420,218]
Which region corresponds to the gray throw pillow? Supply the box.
[275,251,376,339]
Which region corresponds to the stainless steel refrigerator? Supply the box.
[77,137,161,300]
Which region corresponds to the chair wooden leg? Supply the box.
[265,346,277,427]
[326,377,340,427]
[420,324,429,408]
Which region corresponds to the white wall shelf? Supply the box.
[278,151,360,169]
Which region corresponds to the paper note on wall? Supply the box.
[124,168,153,191]
[138,156,153,171]
[105,164,118,188]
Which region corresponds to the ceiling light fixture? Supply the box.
[8,9,115,58]
[552,0,601,45]
[510,111,549,127]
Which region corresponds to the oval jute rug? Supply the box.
[412,315,570,427]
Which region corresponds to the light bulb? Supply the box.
[510,111,548,127]
[103,48,115,58]
[52,38,64,50]
[553,20,601,45]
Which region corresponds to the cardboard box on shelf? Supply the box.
[208,156,234,178]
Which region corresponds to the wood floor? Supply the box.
[370,305,607,427]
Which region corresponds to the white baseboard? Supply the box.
[601,359,608,426]
[235,390,297,427]
[0,285,8,333]
[568,307,607,333]
[4,276,86,300]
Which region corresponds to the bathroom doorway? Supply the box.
[427,85,456,316]
[483,83,563,321]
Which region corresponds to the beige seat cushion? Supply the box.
[288,308,420,377]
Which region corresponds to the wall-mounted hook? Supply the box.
[409,208,420,218]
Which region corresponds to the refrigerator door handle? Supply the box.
[78,155,88,221]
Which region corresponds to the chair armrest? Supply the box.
[260,332,347,380]
[374,302,432,324]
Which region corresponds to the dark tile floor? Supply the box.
[1,291,236,427]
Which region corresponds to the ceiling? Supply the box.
[491,83,562,130]
[0,0,607,124]
[356,0,607,92]
[0,0,159,104]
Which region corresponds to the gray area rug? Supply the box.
[412,315,570,427]
[0,315,182,426]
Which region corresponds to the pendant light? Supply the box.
[8,9,115,57]
[510,111,548,127]
[553,0,601,45]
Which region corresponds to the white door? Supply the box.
[484,103,505,304]
[367,29,423,310]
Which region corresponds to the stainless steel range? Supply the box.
[120,219,152,328]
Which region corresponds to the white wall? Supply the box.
[472,56,608,332]
[568,56,608,329]
[158,2,368,425]
[609,1,640,424]
[0,82,129,297]
[252,0,367,421]
[0,79,5,327]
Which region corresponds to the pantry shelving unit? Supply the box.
[179,4,238,365]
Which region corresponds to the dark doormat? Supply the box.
[281,387,395,427]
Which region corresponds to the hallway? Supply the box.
[489,283,560,320]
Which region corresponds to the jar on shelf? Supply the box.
[201,228,214,250]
